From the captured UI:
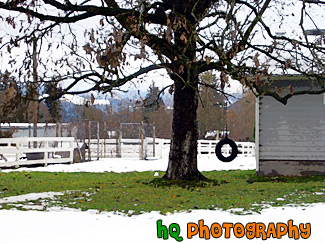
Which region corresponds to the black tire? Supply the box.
[215,138,238,162]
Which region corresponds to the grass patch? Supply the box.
[0,170,324,215]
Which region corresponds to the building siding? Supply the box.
[259,94,325,161]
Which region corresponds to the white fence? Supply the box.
[0,137,74,168]
[0,137,255,168]
[87,138,255,159]
[85,138,171,159]
[197,140,256,157]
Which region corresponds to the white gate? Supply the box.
[0,137,74,168]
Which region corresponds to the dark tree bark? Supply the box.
[162,3,208,180]
[163,71,206,180]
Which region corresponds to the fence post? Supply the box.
[140,121,144,159]
[15,139,20,162]
[88,121,91,161]
[74,124,83,162]
[68,123,72,137]
[104,121,107,158]
[44,140,48,167]
[117,125,122,158]
[60,123,63,147]
[160,139,164,158]
[153,124,156,158]
[54,122,59,148]
[28,124,31,148]
[97,121,100,160]
[69,138,73,164]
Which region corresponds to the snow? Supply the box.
[0,122,59,128]
[60,94,110,106]
[60,94,87,105]
[0,192,64,204]
[3,156,256,173]
[0,156,324,244]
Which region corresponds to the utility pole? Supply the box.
[32,37,38,148]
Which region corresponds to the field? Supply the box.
[0,157,324,243]
[0,170,324,215]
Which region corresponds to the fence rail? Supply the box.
[0,136,255,168]
[1,123,255,161]
[87,138,255,159]
[0,137,74,168]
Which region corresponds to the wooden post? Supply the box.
[117,124,122,158]
[97,121,100,160]
[32,37,38,149]
[74,123,83,162]
[28,124,31,148]
[104,121,107,158]
[56,123,59,137]
[140,121,144,160]
[15,140,20,162]
[55,122,59,148]
[88,120,91,161]
[60,123,63,147]
[68,123,72,137]
[69,139,73,164]
[160,139,164,158]
[44,140,48,167]
[153,124,156,158]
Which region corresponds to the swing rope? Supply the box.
[215,97,238,162]
[224,100,229,139]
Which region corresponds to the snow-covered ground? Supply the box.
[3,155,256,173]
[0,156,324,244]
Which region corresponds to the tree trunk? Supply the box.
[163,75,206,180]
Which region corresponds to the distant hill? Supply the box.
[58,94,137,121]
[60,94,111,106]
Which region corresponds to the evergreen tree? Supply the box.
[197,72,226,139]
[142,83,165,123]
[44,79,62,122]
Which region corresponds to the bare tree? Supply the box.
[0,0,324,180]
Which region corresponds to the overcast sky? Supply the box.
[0,1,324,100]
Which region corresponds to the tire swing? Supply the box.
[215,101,238,162]
[215,136,238,162]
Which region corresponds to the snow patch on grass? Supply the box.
[0,192,64,204]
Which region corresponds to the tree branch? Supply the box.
[301,0,325,4]
[100,63,171,93]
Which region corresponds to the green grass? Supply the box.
[0,170,324,215]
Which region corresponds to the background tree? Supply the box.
[145,105,173,138]
[44,78,62,122]
[197,71,227,139]
[0,0,324,180]
[227,91,255,142]
[137,83,173,138]
[141,82,165,123]
[0,72,27,123]
[76,105,108,122]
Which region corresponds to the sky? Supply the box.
[0,1,324,102]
